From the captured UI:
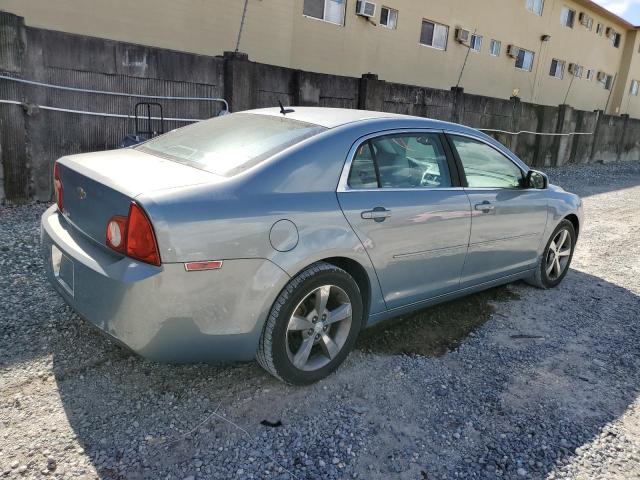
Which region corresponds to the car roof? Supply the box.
[245,106,458,130]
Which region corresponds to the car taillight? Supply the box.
[106,202,161,266]
[53,162,63,212]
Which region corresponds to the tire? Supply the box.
[526,219,576,289]
[256,261,363,385]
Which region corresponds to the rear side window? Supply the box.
[450,136,524,189]
[348,133,452,189]
[138,113,326,177]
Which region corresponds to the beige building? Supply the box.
[2,0,640,117]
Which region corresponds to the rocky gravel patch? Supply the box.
[1,161,639,479]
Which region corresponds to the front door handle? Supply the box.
[474,201,495,213]
[361,207,392,222]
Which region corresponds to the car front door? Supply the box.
[447,133,548,287]
[337,131,472,310]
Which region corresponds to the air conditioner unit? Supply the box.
[455,28,470,44]
[568,63,582,76]
[597,71,606,81]
[355,0,376,18]
[506,44,520,58]
[579,12,593,28]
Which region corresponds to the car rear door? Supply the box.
[446,133,548,287]
[337,130,472,310]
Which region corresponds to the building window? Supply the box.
[515,48,535,71]
[586,69,594,81]
[596,23,604,35]
[470,34,483,52]
[420,20,449,50]
[550,59,565,79]
[379,6,398,29]
[631,80,639,96]
[561,7,575,28]
[489,40,501,56]
[525,0,544,16]
[303,0,346,25]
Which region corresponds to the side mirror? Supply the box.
[526,170,548,189]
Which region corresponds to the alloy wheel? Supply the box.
[545,228,572,280]
[286,285,353,371]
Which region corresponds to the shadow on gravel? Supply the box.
[44,268,640,479]
[357,286,520,356]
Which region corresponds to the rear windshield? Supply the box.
[137,113,326,177]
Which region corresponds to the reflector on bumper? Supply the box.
[184,260,223,271]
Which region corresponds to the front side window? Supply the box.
[138,113,326,177]
[451,136,524,189]
[561,7,575,27]
[470,34,483,52]
[515,48,535,71]
[526,0,544,16]
[586,68,594,81]
[550,59,565,79]
[630,80,639,96]
[420,20,449,50]
[303,0,346,25]
[596,23,604,35]
[348,133,452,189]
[490,39,501,56]
[380,6,398,29]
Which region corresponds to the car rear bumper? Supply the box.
[40,205,290,362]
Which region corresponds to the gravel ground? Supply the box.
[1,161,639,480]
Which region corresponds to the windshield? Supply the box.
[137,113,327,177]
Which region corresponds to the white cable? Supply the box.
[0,74,229,112]
[0,99,204,122]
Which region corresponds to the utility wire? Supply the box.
[455,29,477,89]
[235,0,250,53]
[563,71,576,105]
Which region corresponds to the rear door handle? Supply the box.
[361,207,392,222]
[474,201,495,213]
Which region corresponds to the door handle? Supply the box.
[361,207,392,222]
[474,201,495,213]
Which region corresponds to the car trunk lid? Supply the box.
[57,148,220,245]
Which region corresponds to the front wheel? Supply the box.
[527,219,576,289]
[256,262,363,385]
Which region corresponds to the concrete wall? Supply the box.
[1,0,637,114]
[1,11,640,203]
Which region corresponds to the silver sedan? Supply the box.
[41,107,582,384]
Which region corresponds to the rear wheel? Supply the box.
[527,219,576,289]
[257,262,363,385]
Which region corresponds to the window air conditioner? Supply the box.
[356,1,376,18]
[506,45,520,58]
[456,28,471,43]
